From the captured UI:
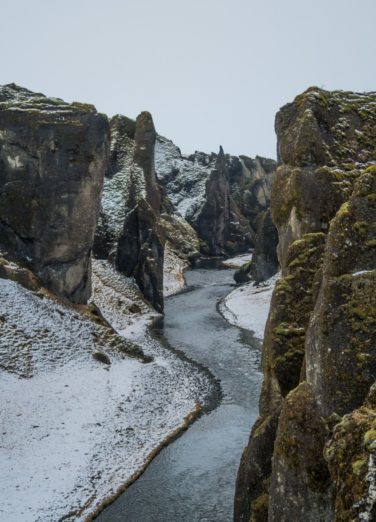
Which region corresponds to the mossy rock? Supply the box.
[325,384,376,521]
[264,232,325,396]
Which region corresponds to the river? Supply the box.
[96,268,263,522]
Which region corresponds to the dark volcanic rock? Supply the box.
[272,87,376,274]
[195,147,253,256]
[305,169,376,418]
[269,383,333,522]
[95,112,165,312]
[235,88,376,522]
[249,209,279,283]
[228,154,276,236]
[155,135,276,257]
[233,260,253,284]
[0,84,110,303]
[325,383,376,521]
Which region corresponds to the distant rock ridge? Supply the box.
[156,134,278,262]
[96,114,278,309]
[194,146,253,256]
[235,87,376,522]
[0,83,110,303]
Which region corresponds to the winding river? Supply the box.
[97,268,263,522]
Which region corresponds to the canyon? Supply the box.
[0,83,375,522]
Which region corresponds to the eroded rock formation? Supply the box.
[235,87,376,522]
[94,112,166,312]
[0,84,110,303]
[155,134,277,259]
[194,147,253,256]
[234,209,279,284]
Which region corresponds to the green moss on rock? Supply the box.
[265,232,325,397]
[325,384,376,521]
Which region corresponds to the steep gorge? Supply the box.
[1,82,375,522]
[235,87,376,522]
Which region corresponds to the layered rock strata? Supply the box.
[0,83,110,303]
[235,88,376,522]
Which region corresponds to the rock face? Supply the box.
[234,209,279,284]
[235,88,376,522]
[194,147,253,255]
[228,155,276,236]
[155,135,276,257]
[95,112,165,312]
[0,84,110,303]
[98,127,276,301]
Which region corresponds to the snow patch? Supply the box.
[163,243,188,297]
[0,267,211,521]
[222,253,253,268]
[219,273,279,339]
[155,135,215,221]
[352,270,373,277]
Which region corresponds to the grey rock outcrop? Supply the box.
[155,135,276,258]
[234,209,279,284]
[0,84,110,303]
[235,87,376,522]
[194,147,253,256]
[95,112,165,312]
[228,154,276,237]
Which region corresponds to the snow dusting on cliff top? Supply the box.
[155,135,216,220]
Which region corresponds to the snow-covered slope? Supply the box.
[155,135,216,220]
[0,265,211,521]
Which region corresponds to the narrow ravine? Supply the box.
[97,268,263,522]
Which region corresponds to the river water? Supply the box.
[97,268,263,522]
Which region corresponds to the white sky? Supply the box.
[1,0,375,159]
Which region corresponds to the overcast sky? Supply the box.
[1,0,375,158]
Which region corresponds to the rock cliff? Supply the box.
[94,112,166,312]
[235,88,376,522]
[94,109,203,311]
[155,134,277,260]
[0,84,110,303]
[194,147,253,256]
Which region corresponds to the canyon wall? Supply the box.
[0,84,109,303]
[235,87,376,522]
[155,135,277,262]
[94,112,166,312]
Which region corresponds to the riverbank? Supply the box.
[218,273,279,339]
[96,267,269,522]
[0,260,212,522]
[1,257,275,521]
